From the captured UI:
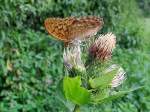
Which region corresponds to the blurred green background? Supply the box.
[0,0,150,112]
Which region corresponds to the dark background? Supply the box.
[0,0,150,111]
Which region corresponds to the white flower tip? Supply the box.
[63,45,85,70]
[105,64,126,88]
[111,66,126,87]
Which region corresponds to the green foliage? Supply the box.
[56,79,75,112]
[89,69,117,88]
[112,49,150,112]
[0,0,149,111]
[63,76,90,105]
[91,87,143,104]
[0,30,64,111]
[137,0,150,17]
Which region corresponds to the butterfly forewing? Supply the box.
[44,16,104,43]
[44,18,69,42]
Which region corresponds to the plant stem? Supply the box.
[73,105,80,112]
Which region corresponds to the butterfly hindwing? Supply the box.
[68,17,103,40]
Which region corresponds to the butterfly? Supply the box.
[44,16,104,45]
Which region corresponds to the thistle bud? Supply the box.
[89,33,116,61]
[105,64,126,88]
[63,45,85,72]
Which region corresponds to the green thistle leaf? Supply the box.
[89,70,117,88]
[56,78,75,112]
[91,86,143,104]
[63,76,90,105]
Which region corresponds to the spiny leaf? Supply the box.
[89,70,117,88]
[91,86,143,104]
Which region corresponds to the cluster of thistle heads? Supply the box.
[44,17,139,107]
[63,33,125,89]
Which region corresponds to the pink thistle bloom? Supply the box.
[89,33,116,61]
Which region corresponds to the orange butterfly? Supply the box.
[44,16,104,44]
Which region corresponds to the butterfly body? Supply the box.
[44,16,104,43]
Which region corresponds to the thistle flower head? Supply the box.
[63,45,85,71]
[89,33,116,61]
[105,64,126,88]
